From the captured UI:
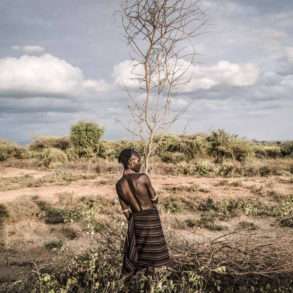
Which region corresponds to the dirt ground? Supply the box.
[0,166,293,288]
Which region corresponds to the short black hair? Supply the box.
[118,148,140,168]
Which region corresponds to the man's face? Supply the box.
[128,154,141,172]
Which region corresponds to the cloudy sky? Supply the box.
[0,0,292,145]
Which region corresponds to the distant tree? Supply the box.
[70,121,104,158]
[118,0,207,174]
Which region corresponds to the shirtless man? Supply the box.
[115,148,158,220]
[115,148,170,287]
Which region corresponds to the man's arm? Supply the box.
[143,174,158,204]
[115,183,131,220]
[118,197,131,220]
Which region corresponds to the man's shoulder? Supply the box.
[116,173,147,184]
[116,178,123,188]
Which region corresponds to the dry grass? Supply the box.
[0,164,293,292]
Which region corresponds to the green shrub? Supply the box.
[65,147,79,161]
[217,161,236,177]
[263,145,282,158]
[207,129,235,163]
[153,133,209,162]
[207,129,253,163]
[39,147,68,168]
[0,139,27,161]
[253,144,267,158]
[153,134,181,155]
[70,121,104,158]
[195,159,215,176]
[281,141,293,157]
[231,139,254,162]
[117,139,144,158]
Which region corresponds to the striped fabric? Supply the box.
[121,207,171,275]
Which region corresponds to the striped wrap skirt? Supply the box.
[121,207,171,275]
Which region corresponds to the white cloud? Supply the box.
[113,59,259,92]
[0,53,109,98]
[185,60,259,91]
[113,60,142,89]
[12,45,46,54]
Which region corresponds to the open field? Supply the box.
[0,163,293,292]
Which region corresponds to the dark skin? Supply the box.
[115,154,158,220]
[115,153,158,283]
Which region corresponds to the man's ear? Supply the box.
[127,159,132,168]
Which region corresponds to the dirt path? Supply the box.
[0,166,292,204]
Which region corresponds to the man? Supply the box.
[115,148,171,283]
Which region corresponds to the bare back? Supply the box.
[116,173,158,213]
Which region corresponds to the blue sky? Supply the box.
[0,0,292,145]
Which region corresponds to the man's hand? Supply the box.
[122,207,132,220]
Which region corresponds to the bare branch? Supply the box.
[120,0,207,173]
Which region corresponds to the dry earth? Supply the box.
[0,166,293,288]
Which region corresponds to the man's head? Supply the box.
[118,148,141,172]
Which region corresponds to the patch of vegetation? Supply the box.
[162,195,198,213]
[70,121,104,159]
[280,141,293,157]
[44,239,63,250]
[236,221,258,231]
[62,227,79,240]
[35,200,82,224]
[38,147,68,168]
[195,213,227,231]
[160,151,186,163]
[0,174,35,191]
[198,197,240,220]
[196,194,293,229]
[29,136,71,152]
[0,204,10,220]
[207,129,254,164]
[21,216,293,293]
[183,218,198,228]
[0,139,28,161]
[162,196,185,213]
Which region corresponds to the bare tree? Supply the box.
[117,0,207,174]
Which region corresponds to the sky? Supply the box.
[0,0,292,145]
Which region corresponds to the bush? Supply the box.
[207,129,235,163]
[160,151,186,163]
[207,129,253,163]
[263,145,282,158]
[281,141,293,157]
[39,147,68,168]
[153,133,209,162]
[29,136,71,151]
[70,121,104,158]
[0,139,28,161]
[153,134,180,154]
[117,139,144,158]
[231,139,254,162]
[194,159,216,176]
[65,147,79,161]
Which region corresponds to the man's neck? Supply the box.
[123,169,136,176]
